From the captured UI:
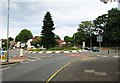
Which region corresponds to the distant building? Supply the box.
[56,39,66,47]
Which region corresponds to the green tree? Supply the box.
[54,35,60,40]
[94,8,120,46]
[77,21,94,47]
[64,36,72,44]
[15,29,33,43]
[72,30,86,46]
[107,8,120,43]
[31,36,41,48]
[41,12,57,49]
[8,37,14,41]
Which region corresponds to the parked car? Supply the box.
[92,47,99,52]
[84,47,93,50]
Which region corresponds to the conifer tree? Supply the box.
[41,12,57,49]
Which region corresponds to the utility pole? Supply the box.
[74,35,75,47]
[90,31,92,48]
[7,0,10,62]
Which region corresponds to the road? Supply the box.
[2,53,83,81]
[1,49,119,83]
[51,50,119,83]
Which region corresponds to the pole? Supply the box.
[90,28,92,48]
[74,35,75,47]
[99,41,101,49]
[7,0,10,62]
[90,33,92,48]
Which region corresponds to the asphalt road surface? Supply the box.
[1,50,120,83]
[51,51,119,83]
[2,53,83,81]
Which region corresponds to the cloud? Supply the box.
[53,26,78,40]
[0,0,118,39]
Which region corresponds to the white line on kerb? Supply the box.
[0,67,11,71]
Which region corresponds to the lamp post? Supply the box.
[7,0,10,62]
[89,29,92,48]
[100,0,120,10]
[74,35,75,47]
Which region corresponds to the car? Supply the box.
[84,47,92,50]
[92,47,99,52]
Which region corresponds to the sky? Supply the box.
[0,0,118,40]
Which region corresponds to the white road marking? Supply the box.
[31,60,36,62]
[36,58,42,60]
[2,63,17,67]
[95,72,107,76]
[20,62,26,63]
[2,65,10,67]
[113,56,119,58]
[28,56,39,59]
[97,55,101,56]
[102,56,108,57]
[0,67,11,71]
[84,69,95,73]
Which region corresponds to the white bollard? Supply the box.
[20,49,23,56]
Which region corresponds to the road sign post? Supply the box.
[97,35,103,49]
[0,51,7,62]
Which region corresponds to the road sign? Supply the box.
[0,51,7,62]
[97,35,103,42]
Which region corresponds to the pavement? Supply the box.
[0,49,87,65]
[0,56,27,65]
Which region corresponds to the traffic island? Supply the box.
[0,56,27,65]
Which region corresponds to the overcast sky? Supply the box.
[0,0,118,40]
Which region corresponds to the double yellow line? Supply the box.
[46,58,80,83]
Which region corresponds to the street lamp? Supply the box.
[89,28,92,48]
[100,0,120,10]
[100,0,119,4]
[7,0,10,62]
[74,35,75,47]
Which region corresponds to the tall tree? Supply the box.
[94,8,120,46]
[15,29,33,43]
[107,8,120,43]
[78,21,94,47]
[64,36,72,44]
[41,12,57,49]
